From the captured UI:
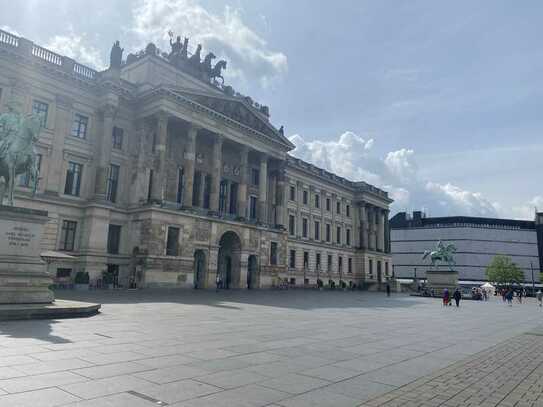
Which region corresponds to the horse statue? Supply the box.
[0,102,42,206]
[422,240,457,271]
[201,52,216,79]
[210,60,227,84]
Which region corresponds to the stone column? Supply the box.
[239,252,249,289]
[94,104,117,201]
[258,155,268,223]
[182,124,199,208]
[367,205,375,250]
[150,112,168,203]
[378,209,386,252]
[237,146,249,218]
[209,135,223,212]
[384,209,391,253]
[275,163,287,228]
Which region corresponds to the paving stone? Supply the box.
[0,387,80,407]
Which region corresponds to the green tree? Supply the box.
[485,255,523,286]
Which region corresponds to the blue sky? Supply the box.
[2,0,542,218]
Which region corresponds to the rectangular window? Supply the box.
[192,171,202,207]
[289,249,296,269]
[346,205,350,217]
[19,153,42,187]
[338,256,343,274]
[176,167,184,205]
[289,185,296,201]
[369,259,373,275]
[326,224,331,242]
[71,113,88,139]
[148,169,153,201]
[56,268,72,278]
[60,220,77,251]
[289,215,295,236]
[106,164,120,203]
[348,257,353,273]
[314,221,320,240]
[203,174,211,209]
[249,196,257,219]
[112,126,123,149]
[327,254,332,271]
[219,180,228,213]
[314,194,320,208]
[336,201,341,215]
[303,190,308,205]
[385,262,389,276]
[336,226,341,244]
[107,224,121,254]
[166,226,180,256]
[64,162,82,196]
[316,253,321,270]
[270,242,278,265]
[251,168,259,186]
[303,251,309,269]
[302,218,308,238]
[229,182,238,214]
[346,228,351,246]
[326,198,331,211]
[32,100,48,127]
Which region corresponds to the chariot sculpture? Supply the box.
[0,101,42,206]
[422,240,457,271]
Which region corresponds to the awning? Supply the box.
[40,251,78,262]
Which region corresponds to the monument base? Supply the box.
[0,206,54,304]
[426,270,459,296]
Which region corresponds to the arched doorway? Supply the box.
[247,255,258,289]
[217,231,242,289]
[194,250,206,289]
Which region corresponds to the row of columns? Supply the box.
[137,115,285,226]
[359,204,388,252]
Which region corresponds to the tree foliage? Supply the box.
[485,255,523,286]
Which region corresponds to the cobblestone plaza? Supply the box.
[0,291,542,406]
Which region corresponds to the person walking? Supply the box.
[386,282,391,297]
[443,288,450,307]
[453,288,462,307]
[517,289,523,304]
[506,288,514,306]
[537,290,543,307]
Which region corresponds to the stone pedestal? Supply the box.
[0,206,53,304]
[426,270,459,296]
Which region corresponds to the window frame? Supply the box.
[106,164,120,203]
[32,100,49,127]
[270,241,278,265]
[71,113,89,139]
[64,161,83,197]
[107,224,122,255]
[112,126,124,150]
[59,220,77,251]
[165,226,180,256]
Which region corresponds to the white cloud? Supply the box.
[1,25,20,36]
[45,29,106,71]
[131,0,287,88]
[511,196,543,220]
[289,131,502,218]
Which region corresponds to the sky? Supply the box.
[1,0,542,219]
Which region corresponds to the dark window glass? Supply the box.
[314,221,320,240]
[289,250,296,268]
[176,167,184,204]
[60,220,77,251]
[369,259,373,275]
[203,174,211,209]
[249,196,257,219]
[289,215,295,235]
[112,126,124,149]
[303,190,308,205]
[270,242,278,265]
[346,205,350,217]
[32,100,48,127]
[148,169,153,201]
[251,168,259,186]
[71,114,88,139]
[314,194,320,208]
[56,268,72,278]
[302,218,308,238]
[106,164,120,203]
[229,182,238,214]
[19,153,42,187]
[107,224,121,254]
[336,226,341,244]
[192,171,202,207]
[327,254,332,271]
[64,162,82,196]
[303,252,309,269]
[338,256,343,273]
[166,226,180,256]
[316,253,321,269]
[326,198,331,211]
[348,258,353,273]
[219,180,228,213]
[326,224,331,242]
[289,186,296,201]
[336,201,341,214]
[346,228,351,246]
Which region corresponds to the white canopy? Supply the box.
[481,282,495,289]
[40,251,77,261]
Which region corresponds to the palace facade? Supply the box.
[0,30,392,289]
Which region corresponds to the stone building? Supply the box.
[0,30,392,289]
[390,211,543,283]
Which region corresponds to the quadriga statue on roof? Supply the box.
[0,101,42,206]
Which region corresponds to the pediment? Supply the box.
[168,87,294,150]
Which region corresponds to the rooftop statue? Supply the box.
[109,40,124,69]
[422,240,457,271]
[0,101,42,206]
[210,60,227,84]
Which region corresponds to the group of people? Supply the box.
[471,287,489,301]
[442,287,463,307]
